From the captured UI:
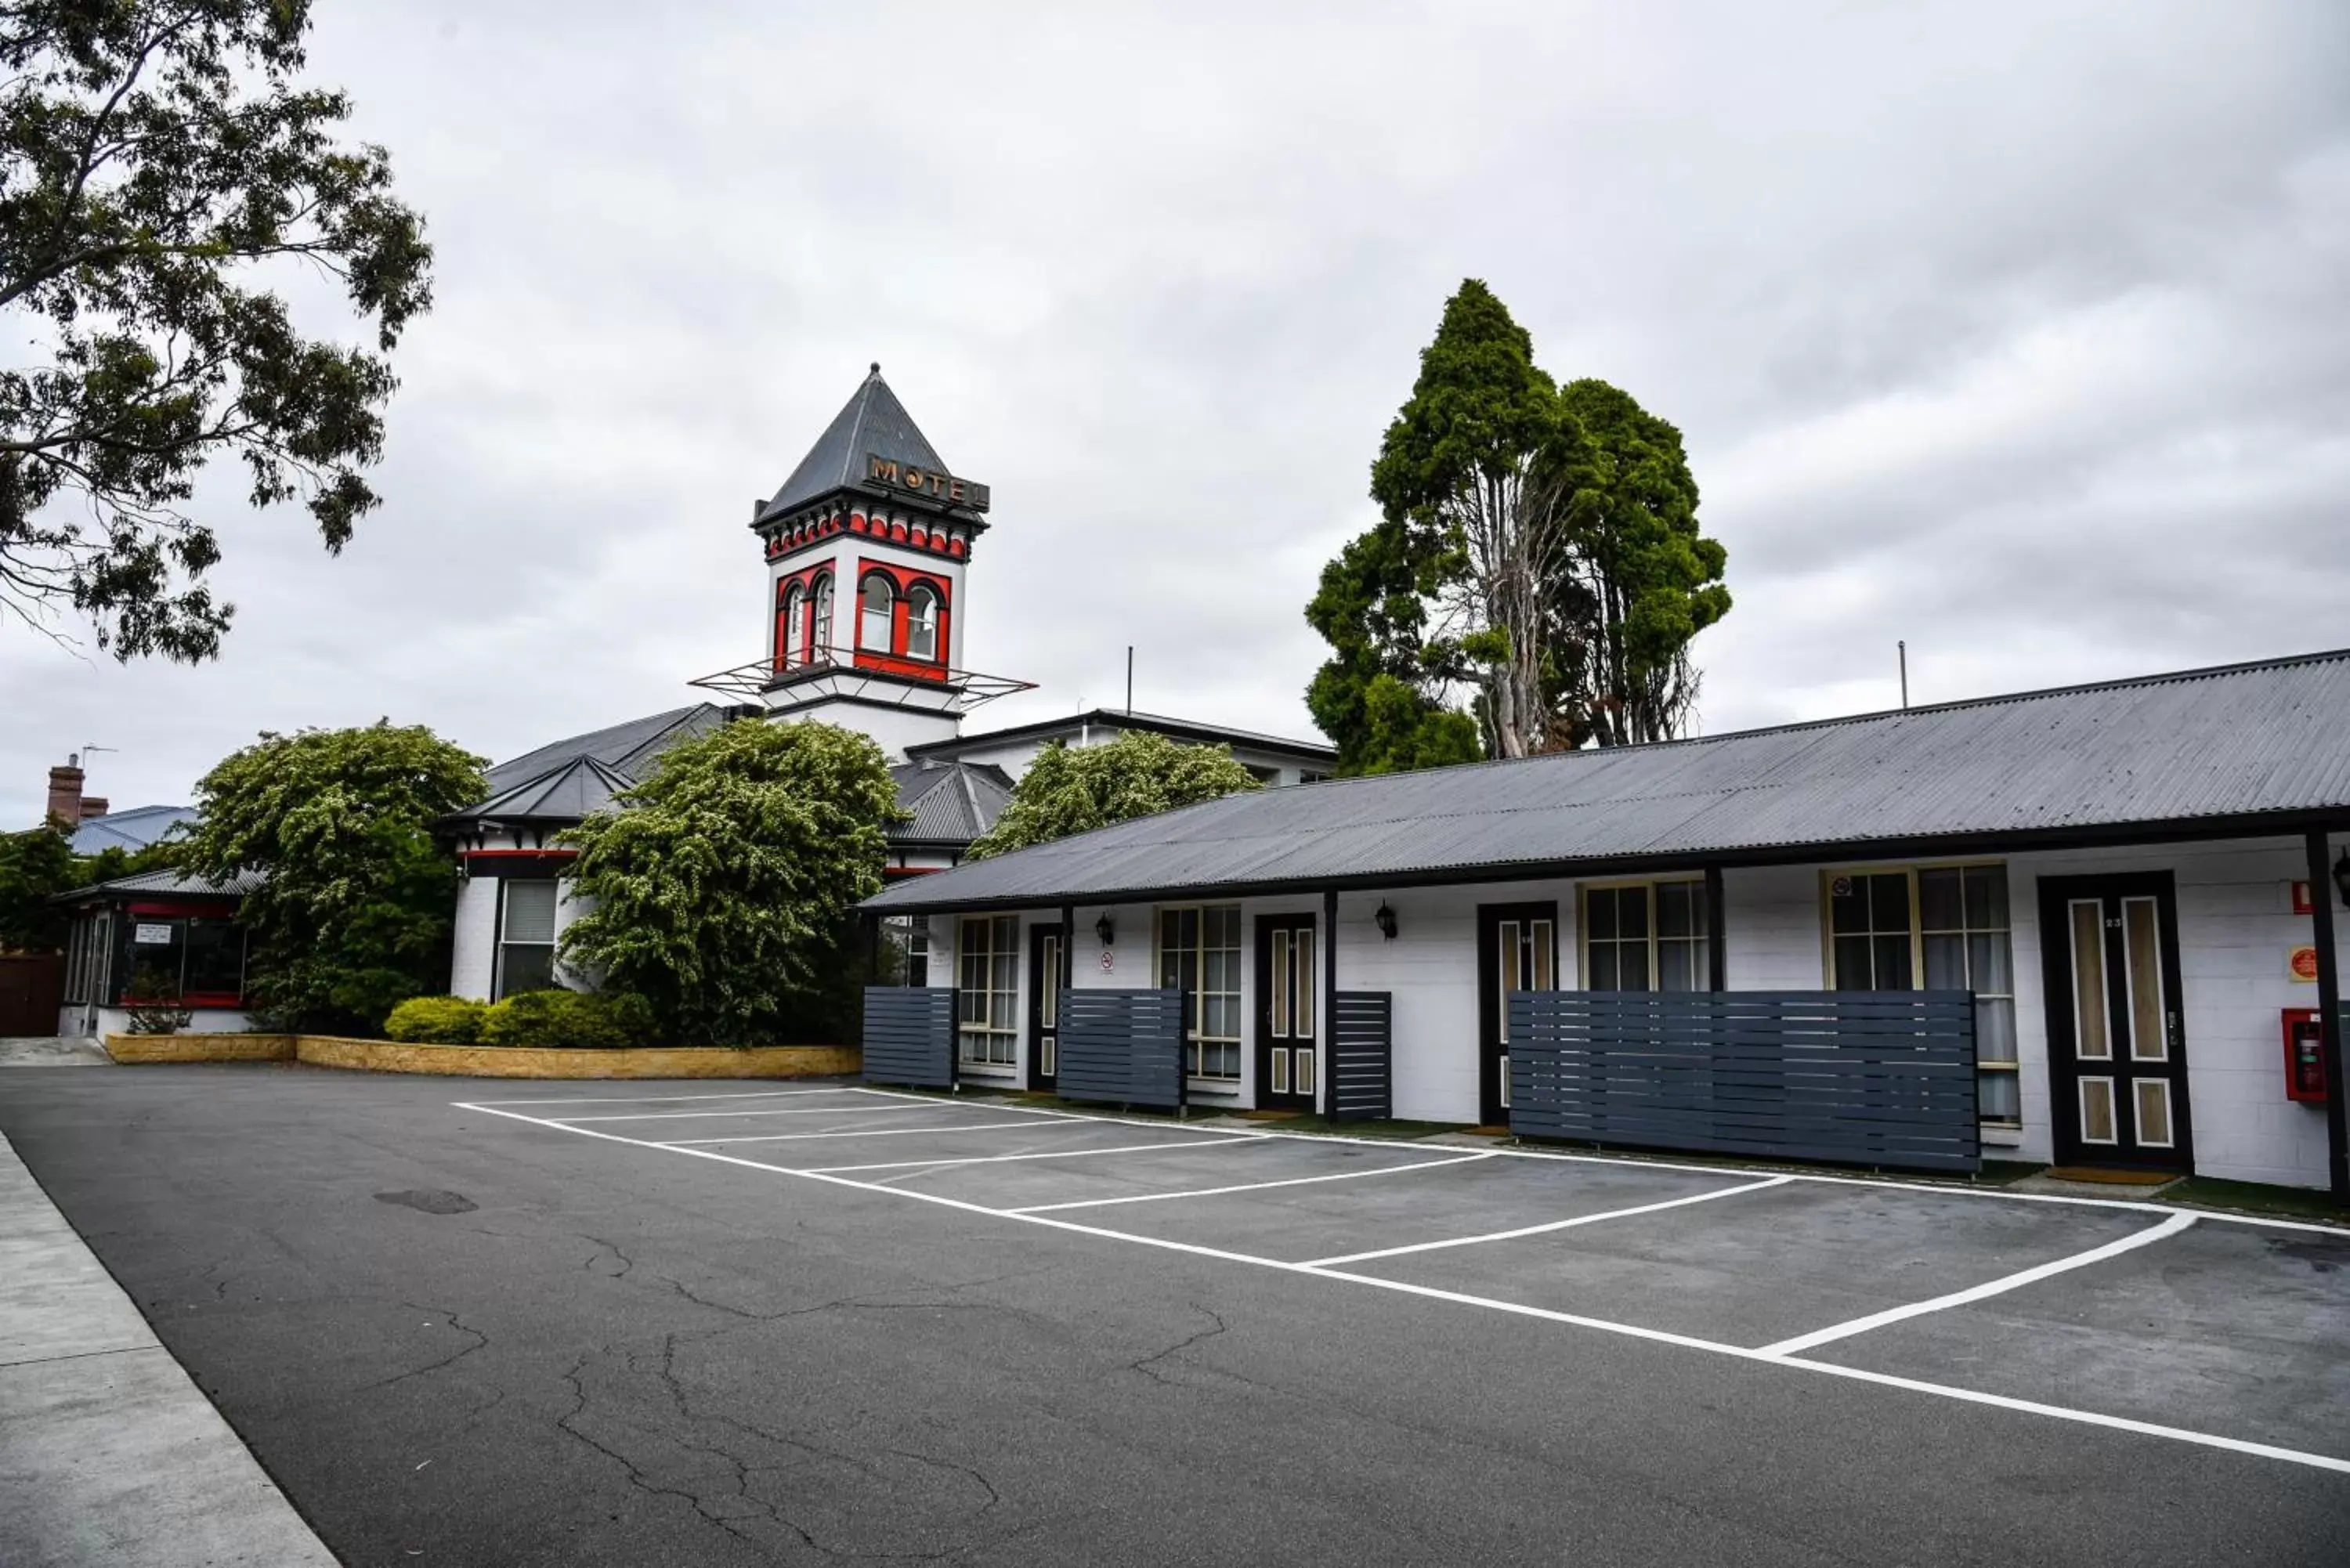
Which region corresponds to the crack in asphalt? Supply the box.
[347,1303,490,1395]
[1128,1304,1231,1387]
[553,1339,1010,1565]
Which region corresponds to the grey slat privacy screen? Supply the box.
[1058,988,1187,1110]
[1329,991,1393,1122]
[1509,991,1979,1173]
[862,985,956,1089]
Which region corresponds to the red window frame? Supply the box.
[773,565,835,671]
[852,558,951,680]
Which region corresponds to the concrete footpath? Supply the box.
[0,1128,338,1567]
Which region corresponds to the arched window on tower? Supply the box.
[859,574,894,651]
[810,574,833,659]
[906,583,941,662]
[781,583,807,667]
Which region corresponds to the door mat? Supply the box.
[2044,1166,2178,1186]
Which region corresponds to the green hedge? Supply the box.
[477,989,656,1050]
[384,995,487,1045]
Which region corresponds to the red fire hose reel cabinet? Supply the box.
[2282,1009,2329,1104]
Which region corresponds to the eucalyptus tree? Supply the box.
[1,0,432,658]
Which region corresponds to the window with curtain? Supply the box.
[810,574,833,656]
[1826,865,2017,1127]
[1156,905,1242,1081]
[957,915,1018,1065]
[780,583,806,667]
[1582,881,1708,991]
[859,575,894,651]
[906,584,940,661]
[497,880,559,999]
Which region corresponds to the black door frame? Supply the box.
[1026,923,1062,1093]
[1477,901,1559,1125]
[1254,912,1318,1111]
[2037,871,2193,1171]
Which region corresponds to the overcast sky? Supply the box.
[5,1,2347,824]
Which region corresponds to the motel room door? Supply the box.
[1477,902,1558,1126]
[1255,915,1318,1111]
[1027,924,1061,1093]
[2037,873,2193,1172]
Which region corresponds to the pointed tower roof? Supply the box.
[759,363,956,525]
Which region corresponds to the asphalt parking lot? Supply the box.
[5,1065,2347,1566]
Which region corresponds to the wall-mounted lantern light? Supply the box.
[2334,847,2350,909]
[1375,901,1398,941]
[1095,912,1116,948]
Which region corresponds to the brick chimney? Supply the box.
[80,796,110,819]
[45,760,85,829]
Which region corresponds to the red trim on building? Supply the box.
[125,900,238,918]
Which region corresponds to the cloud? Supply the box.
[5,0,2346,821]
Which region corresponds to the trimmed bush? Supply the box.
[383,995,487,1045]
[478,988,657,1050]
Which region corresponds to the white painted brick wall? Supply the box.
[450,876,499,999]
[898,832,2350,1187]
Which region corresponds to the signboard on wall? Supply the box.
[132,923,174,945]
[2290,945,2319,982]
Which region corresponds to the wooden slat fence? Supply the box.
[861,986,956,1088]
[1058,988,1187,1110]
[1508,991,1980,1173]
[1328,991,1392,1123]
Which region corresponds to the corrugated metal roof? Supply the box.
[456,706,1003,847]
[910,709,1336,764]
[865,649,2350,913]
[67,804,197,854]
[891,761,1013,843]
[469,755,637,822]
[53,866,262,902]
[475,704,730,802]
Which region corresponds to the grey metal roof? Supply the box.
[909,708,1336,764]
[54,866,262,902]
[469,755,638,822]
[865,648,2350,914]
[454,705,1005,848]
[476,704,732,802]
[891,761,1014,844]
[758,365,951,525]
[67,804,197,854]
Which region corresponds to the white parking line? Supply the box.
[854,1090,2350,1237]
[661,1118,1096,1147]
[557,1101,942,1124]
[450,1100,2350,1476]
[1758,1212,2202,1357]
[803,1136,1263,1175]
[1010,1151,1500,1214]
[467,1086,871,1107]
[1298,1176,1794,1268]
